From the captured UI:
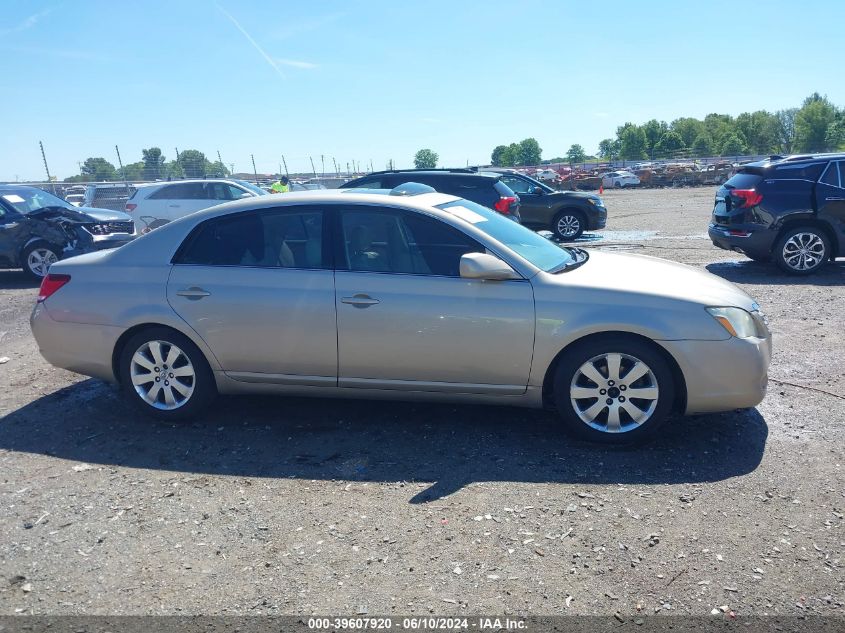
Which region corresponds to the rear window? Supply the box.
[723,172,763,190]
[494,180,516,197]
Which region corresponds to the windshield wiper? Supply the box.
[549,247,589,274]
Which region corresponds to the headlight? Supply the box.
[706,307,768,338]
[588,197,604,206]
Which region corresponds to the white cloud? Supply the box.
[216,3,285,79]
[1,7,52,36]
[275,58,318,69]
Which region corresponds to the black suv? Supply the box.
[482,169,607,240]
[0,185,136,279]
[341,169,521,221]
[709,154,845,275]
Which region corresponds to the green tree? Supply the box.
[177,149,207,178]
[121,161,144,181]
[204,160,230,176]
[670,117,705,147]
[598,138,620,161]
[81,157,117,181]
[617,123,648,160]
[691,133,714,157]
[653,131,685,158]
[413,148,438,169]
[165,160,184,179]
[565,144,587,164]
[506,142,521,166]
[825,116,845,150]
[491,145,509,167]
[142,147,166,180]
[703,113,735,148]
[795,94,838,152]
[642,119,668,157]
[735,111,779,155]
[775,108,798,153]
[720,133,747,156]
[518,138,542,166]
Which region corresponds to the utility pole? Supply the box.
[115,145,130,196]
[229,163,235,174]
[39,141,55,193]
[217,150,224,175]
[332,157,339,177]
[309,156,317,180]
[320,154,325,179]
[251,154,258,185]
[346,162,350,176]
[369,159,374,173]
[174,147,180,161]
[281,155,289,179]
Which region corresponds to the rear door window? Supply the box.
[772,162,825,181]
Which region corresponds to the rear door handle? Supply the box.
[168,204,181,208]
[825,197,844,201]
[341,294,380,307]
[176,286,211,299]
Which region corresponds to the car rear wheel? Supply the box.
[22,242,60,280]
[774,226,830,275]
[119,327,216,420]
[553,336,675,444]
[552,209,585,241]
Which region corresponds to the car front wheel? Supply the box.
[553,336,675,444]
[119,327,216,420]
[552,210,585,241]
[22,242,60,280]
[774,226,830,275]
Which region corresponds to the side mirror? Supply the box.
[238,192,253,199]
[532,186,544,195]
[460,252,521,281]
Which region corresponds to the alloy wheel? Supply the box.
[27,248,57,277]
[782,232,825,271]
[556,215,581,239]
[569,352,659,433]
[130,340,195,410]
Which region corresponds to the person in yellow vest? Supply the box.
[270,175,290,193]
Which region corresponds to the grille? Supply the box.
[85,221,134,235]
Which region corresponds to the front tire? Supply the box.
[21,242,60,280]
[119,327,216,420]
[552,209,585,241]
[553,336,675,444]
[774,226,830,275]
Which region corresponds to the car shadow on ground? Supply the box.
[706,260,845,285]
[0,270,39,290]
[0,379,769,504]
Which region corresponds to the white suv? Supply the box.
[125,179,267,232]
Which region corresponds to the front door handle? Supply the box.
[176,286,211,300]
[168,204,181,208]
[825,197,844,201]
[341,294,380,308]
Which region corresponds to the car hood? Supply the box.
[547,250,756,310]
[28,205,131,223]
[546,190,601,202]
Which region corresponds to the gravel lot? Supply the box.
[1,187,843,618]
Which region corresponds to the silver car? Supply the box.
[31,185,771,443]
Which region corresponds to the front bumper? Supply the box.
[708,224,772,260]
[659,335,772,414]
[587,206,607,230]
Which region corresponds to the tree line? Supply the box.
[490,93,845,166]
[64,148,230,182]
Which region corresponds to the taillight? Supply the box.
[37,274,71,302]
[125,203,137,212]
[730,189,762,208]
[494,196,517,215]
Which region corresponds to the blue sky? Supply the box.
[2,0,844,180]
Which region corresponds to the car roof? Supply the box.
[135,178,246,189]
[362,170,499,180]
[748,152,845,168]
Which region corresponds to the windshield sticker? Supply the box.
[445,205,487,224]
[2,194,25,203]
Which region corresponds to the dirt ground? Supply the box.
[0,187,843,617]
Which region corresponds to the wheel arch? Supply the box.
[111,322,217,385]
[773,217,839,258]
[18,237,62,267]
[540,330,687,414]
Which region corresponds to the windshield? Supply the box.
[0,188,72,214]
[234,180,268,196]
[436,198,576,272]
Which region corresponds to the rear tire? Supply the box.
[773,226,830,275]
[552,209,585,241]
[119,327,216,421]
[21,242,60,280]
[553,336,675,444]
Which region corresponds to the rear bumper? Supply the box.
[708,224,773,259]
[659,335,772,414]
[30,303,122,382]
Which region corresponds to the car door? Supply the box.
[334,205,535,394]
[816,161,845,249]
[500,175,547,225]
[167,206,336,385]
[0,202,29,267]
